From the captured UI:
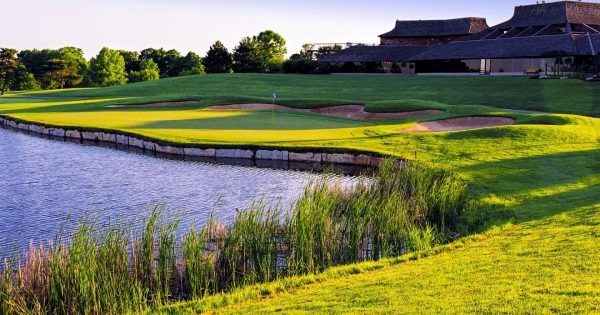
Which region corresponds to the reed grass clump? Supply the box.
[0,159,469,314]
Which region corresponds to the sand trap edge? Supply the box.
[206,103,443,120]
[401,116,516,133]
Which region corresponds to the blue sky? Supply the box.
[2,0,549,58]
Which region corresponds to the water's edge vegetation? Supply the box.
[0,160,471,314]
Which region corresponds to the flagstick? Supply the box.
[272,92,276,124]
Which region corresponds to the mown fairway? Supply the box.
[1,74,599,313]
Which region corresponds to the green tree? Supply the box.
[11,65,41,91]
[139,48,183,77]
[316,44,343,60]
[129,58,160,82]
[43,58,81,89]
[203,41,232,73]
[140,48,167,76]
[57,47,88,86]
[254,30,287,71]
[164,49,183,77]
[18,47,87,89]
[300,44,314,59]
[119,50,141,73]
[283,54,316,74]
[88,47,128,87]
[0,48,20,95]
[18,49,50,80]
[232,37,262,73]
[10,62,41,91]
[179,52,205,76]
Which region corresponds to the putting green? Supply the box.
[1,74,599,313]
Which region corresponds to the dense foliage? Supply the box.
[179,52,206,76]
[232,37,262,73]
[204,41,233,73]
[282,44,342,74]
[0,29,291,92]
[0,30,358,90]
[88,47,128,87]
[254,30,287,72]
[128,58,160,83]
[17,47,87,90]
[283,54,316,74]
[0,48,20,95]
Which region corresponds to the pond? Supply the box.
[0,127,361,257]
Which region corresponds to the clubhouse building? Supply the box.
[320,1,600,75]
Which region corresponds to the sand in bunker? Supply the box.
[206,104,443,120]
[106,101,199,108]
[402,116,516,133]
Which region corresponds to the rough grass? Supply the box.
[1,74,599,313]
[0,161,467,314]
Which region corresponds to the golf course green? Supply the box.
[1,74,599,313]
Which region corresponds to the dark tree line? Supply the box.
[0,45,212,92]
[283,44,342,74]
[1,30,344,93]
[203,30,288,73]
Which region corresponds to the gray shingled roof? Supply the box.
[411,34,579,60]
[319,45,428,63]
[379,18,488,38]
[321,1,600,64]
[494,1,600,29]
[574,33,600,55]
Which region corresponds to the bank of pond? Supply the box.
[0,155,471,314]
[0,126,369,255]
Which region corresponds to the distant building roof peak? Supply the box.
[380,17,489,39]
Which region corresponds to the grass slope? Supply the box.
[1,74,599,313]
[6,73,600,116]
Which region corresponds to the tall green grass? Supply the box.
[0,160,469,314]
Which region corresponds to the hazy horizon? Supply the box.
[2,0,583,59]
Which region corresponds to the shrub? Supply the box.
[283,55,316,74]
[128,59,160,82]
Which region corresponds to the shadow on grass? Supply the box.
[0,98,130,114]
[516,182,600,223]
[462,148,600,227]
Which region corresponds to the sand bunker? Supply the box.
[402,116,516,133]
[206,104,442,120]
[106,101,199,108]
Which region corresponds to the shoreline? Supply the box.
[0,115,384,169]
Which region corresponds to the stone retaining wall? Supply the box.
[0,116,382,167]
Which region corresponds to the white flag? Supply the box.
[273,92,277,100]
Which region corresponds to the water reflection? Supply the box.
[0,128,362,257]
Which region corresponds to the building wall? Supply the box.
[416,58,559,74]
[489,58,557,73]
[460,58,562,74]
[380,35,464,46]
[382,62,416,74]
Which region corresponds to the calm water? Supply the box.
[0,128,359,257]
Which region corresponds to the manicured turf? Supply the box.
[1,74,599,313]
[6,73,600,116]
